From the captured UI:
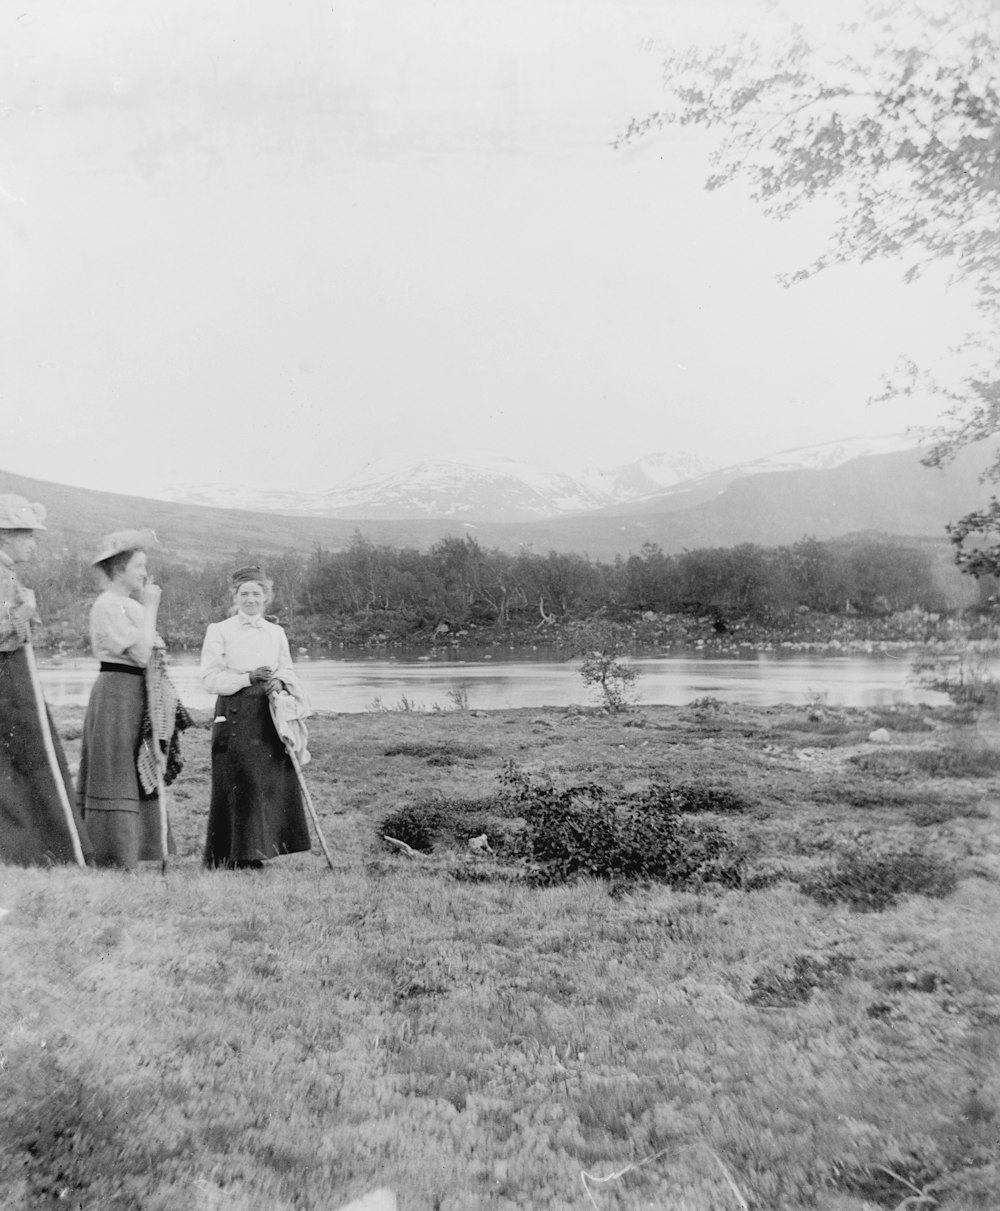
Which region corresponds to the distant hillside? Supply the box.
[0,468,471,563]
[1,440,992,567]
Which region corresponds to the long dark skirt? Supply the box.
[205,683,310,867]
[0,648,93,866]
[77,668,172,869]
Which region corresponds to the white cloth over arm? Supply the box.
[269,690,312,766]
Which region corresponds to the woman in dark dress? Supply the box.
[76,528,167,869]
[200,566,310,869]
[0,494,92,866]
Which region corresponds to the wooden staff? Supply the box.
[145,655,170,875]
[269,686,335,870]
[23,639,86,867]
[287,747,335,871]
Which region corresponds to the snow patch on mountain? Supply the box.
[158,435,923,521]
[715,433,925,477]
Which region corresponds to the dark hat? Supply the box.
[231,565,265,586]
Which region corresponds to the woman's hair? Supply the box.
[96,549,140,581]
[228,577,274,615]
[0,528,34,545]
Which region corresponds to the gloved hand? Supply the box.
[248,666,273,685]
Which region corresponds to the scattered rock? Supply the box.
[382,836,424,859]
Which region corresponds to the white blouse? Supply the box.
[90,590,147,667]
[200,613,306,703]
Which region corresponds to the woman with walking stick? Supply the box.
[0,494,91,866]
[199,566,311,869]
[76,528,174,869]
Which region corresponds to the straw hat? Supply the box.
[0,494,47,530]
[91,528,158,566]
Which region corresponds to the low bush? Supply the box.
[377,803,444,853]
[798,848,958,912]
[378,796,517,855]
[499,762,744,886]
[636,782,750,815]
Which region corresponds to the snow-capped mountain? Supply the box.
[312,455,613,522]
[159,450,721,521]
[715,433,924,478]
[158,436,921,523]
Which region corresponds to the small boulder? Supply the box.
[868,728,892,744]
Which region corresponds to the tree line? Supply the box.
[29,531,960,652]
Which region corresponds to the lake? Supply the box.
[35,648,948,713]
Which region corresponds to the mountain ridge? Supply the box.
[0,434,989,565]
[155,434,917,522]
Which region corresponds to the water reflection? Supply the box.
[36,649,946,713]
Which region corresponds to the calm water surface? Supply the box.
[36,649,946,713]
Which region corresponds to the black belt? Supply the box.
[99,662,144,677]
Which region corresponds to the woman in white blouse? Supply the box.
[200,566,310,869]
[76,528,164,869]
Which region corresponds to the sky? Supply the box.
[0,0,974,498]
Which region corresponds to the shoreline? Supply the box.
[32,609,1000,662]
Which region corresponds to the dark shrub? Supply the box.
[378,804,443,853]
[499,762,743,887]
[378,796,517,856]
[799,849,958,912]
[637,782,750,815]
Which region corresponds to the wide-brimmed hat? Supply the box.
[231,565,266,586]
[0,494,47,531]
[91,528,158,566]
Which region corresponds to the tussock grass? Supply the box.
[799,849,959,913]
[383,741,494,764]
[850,736,1000,780]
[1,703,998,1209]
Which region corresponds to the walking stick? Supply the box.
[269,685,335,870]
[23,638,86,867]
[145,656,170,875]
[287,747,335,871]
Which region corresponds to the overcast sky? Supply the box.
[0,0,971,497]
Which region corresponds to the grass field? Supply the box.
[2,699,999,1210]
